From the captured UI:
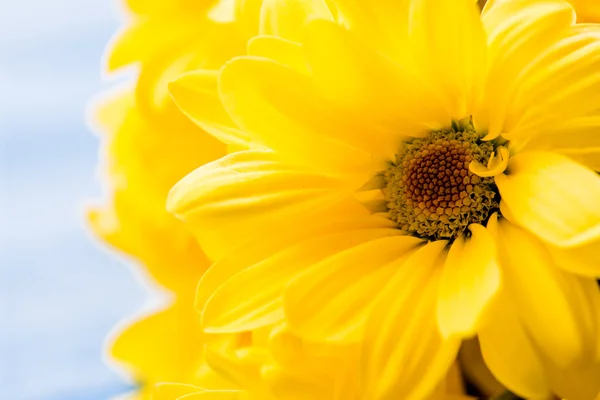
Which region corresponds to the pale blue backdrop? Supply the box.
[1,1,148,398]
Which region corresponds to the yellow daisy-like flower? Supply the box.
[168,0,600,399]
[153,323,473,400]
[87,88,227,398]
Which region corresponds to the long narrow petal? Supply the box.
[201,228,404,333]
[328,0,412,65]
[438,224,501,338]
[495,151,600,247]
[303,20,447,141]
[493,218,599,369]
[409,0,486,120]
[284,235,424,342]
[194,210,387,311]
[218,56,380,179]
[247,36,308,74]
[167,150,352,260]
[362,241,461,400]
[169,70,252,147]
[501,24,600,146]
[477,0,575,138]
[478,291,551,399]
[259,0,334,42]
[109,302,203,383]
[546,238,600,278]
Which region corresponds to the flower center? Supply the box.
[384,119,499,240]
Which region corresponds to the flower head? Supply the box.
[169,0,600,398]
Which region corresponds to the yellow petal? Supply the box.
[169,70,252,147]
[495,151,600,247]
[410,0,486,120]
[218,56,378,178]
[517,114,600,156]
[478,292,552,399]
[154,383,205,400]
[328,0,412,65]
[303,20,446,141]
[546,361,600,400]
[108,302,203,383]
[201,228,403,333]
[554,147,600,172]
[179,391,244,400]
[284,235,424,342]
[262,364,339,400]
[204,345,269,394]
[259,0,334,42]
[468,146,509,178]
[363,241,461,400]
[568,0,600,22]
[493,219,599,368]
[167,150,352,260]
[438,224,501,338]
[477,0,575,138]
[500,24,600,145]
[546,238,600,278]
[194,210,386,310]
[247,36,308,74]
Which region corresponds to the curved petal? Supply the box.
[328,0,412,65]
[409,0,486,120]
[362,241,462,400]
[247,36,308,74]
[303,20,447,141]
[500,24,600,146]
[438,224,501,338]
[478,291,552,399]
[284,235,424,342]
[218,56,380,179]
[546,238,600,278]
[259,0,334,42]
[569,0,600,22]
[155,383,205,400]
[477,0,576,138]
[201,228,404,333]
[169,70,252,147]
[495,151,600,247]
[493,219,599,369]
[180,391,244,400]
[108,302,203,383]
[167,150,352,260]
[194,210,387,311]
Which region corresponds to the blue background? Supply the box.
[1,1,149,398]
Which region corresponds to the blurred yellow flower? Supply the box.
[88,0,236,396]
[168,0,600,399]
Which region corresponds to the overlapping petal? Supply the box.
[284,235,424,342]
[218,56,382,179]
[477,0,576,138]
[409,0,487,120]
[259,0,334,42]
[496,151,600,247]
[201,228,404,333]
[168,149,354,260]
[491,217,600,369]
[438,224,501,338]
[362,241,461,400]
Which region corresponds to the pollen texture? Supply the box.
[384,120,499,240]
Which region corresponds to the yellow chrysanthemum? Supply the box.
[88,0,236,395]
[168,0,600,399]
[152,323,473,400]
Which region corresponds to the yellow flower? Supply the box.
[168,0,600,399]
[152,323,473,400]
